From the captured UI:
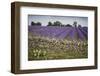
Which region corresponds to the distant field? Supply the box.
[28,26,88,60]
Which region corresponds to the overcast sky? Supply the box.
[28,15,88,27]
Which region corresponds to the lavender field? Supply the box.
[28,26,88,60]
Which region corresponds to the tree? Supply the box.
[47,22,52,26]
[78,24,82,28]
[53,21,62,26]
[36,22,42,26]
[65,24,72,27]
[53,22,56,26]
[73,21,77,27]
[31,21,35,26]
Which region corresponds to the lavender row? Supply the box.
[28,26,88,40]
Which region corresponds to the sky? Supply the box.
[28,15,88,27]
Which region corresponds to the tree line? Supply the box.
[31,21,42,26]
[31,21,82,27]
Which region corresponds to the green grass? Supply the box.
[28,34,88,60]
